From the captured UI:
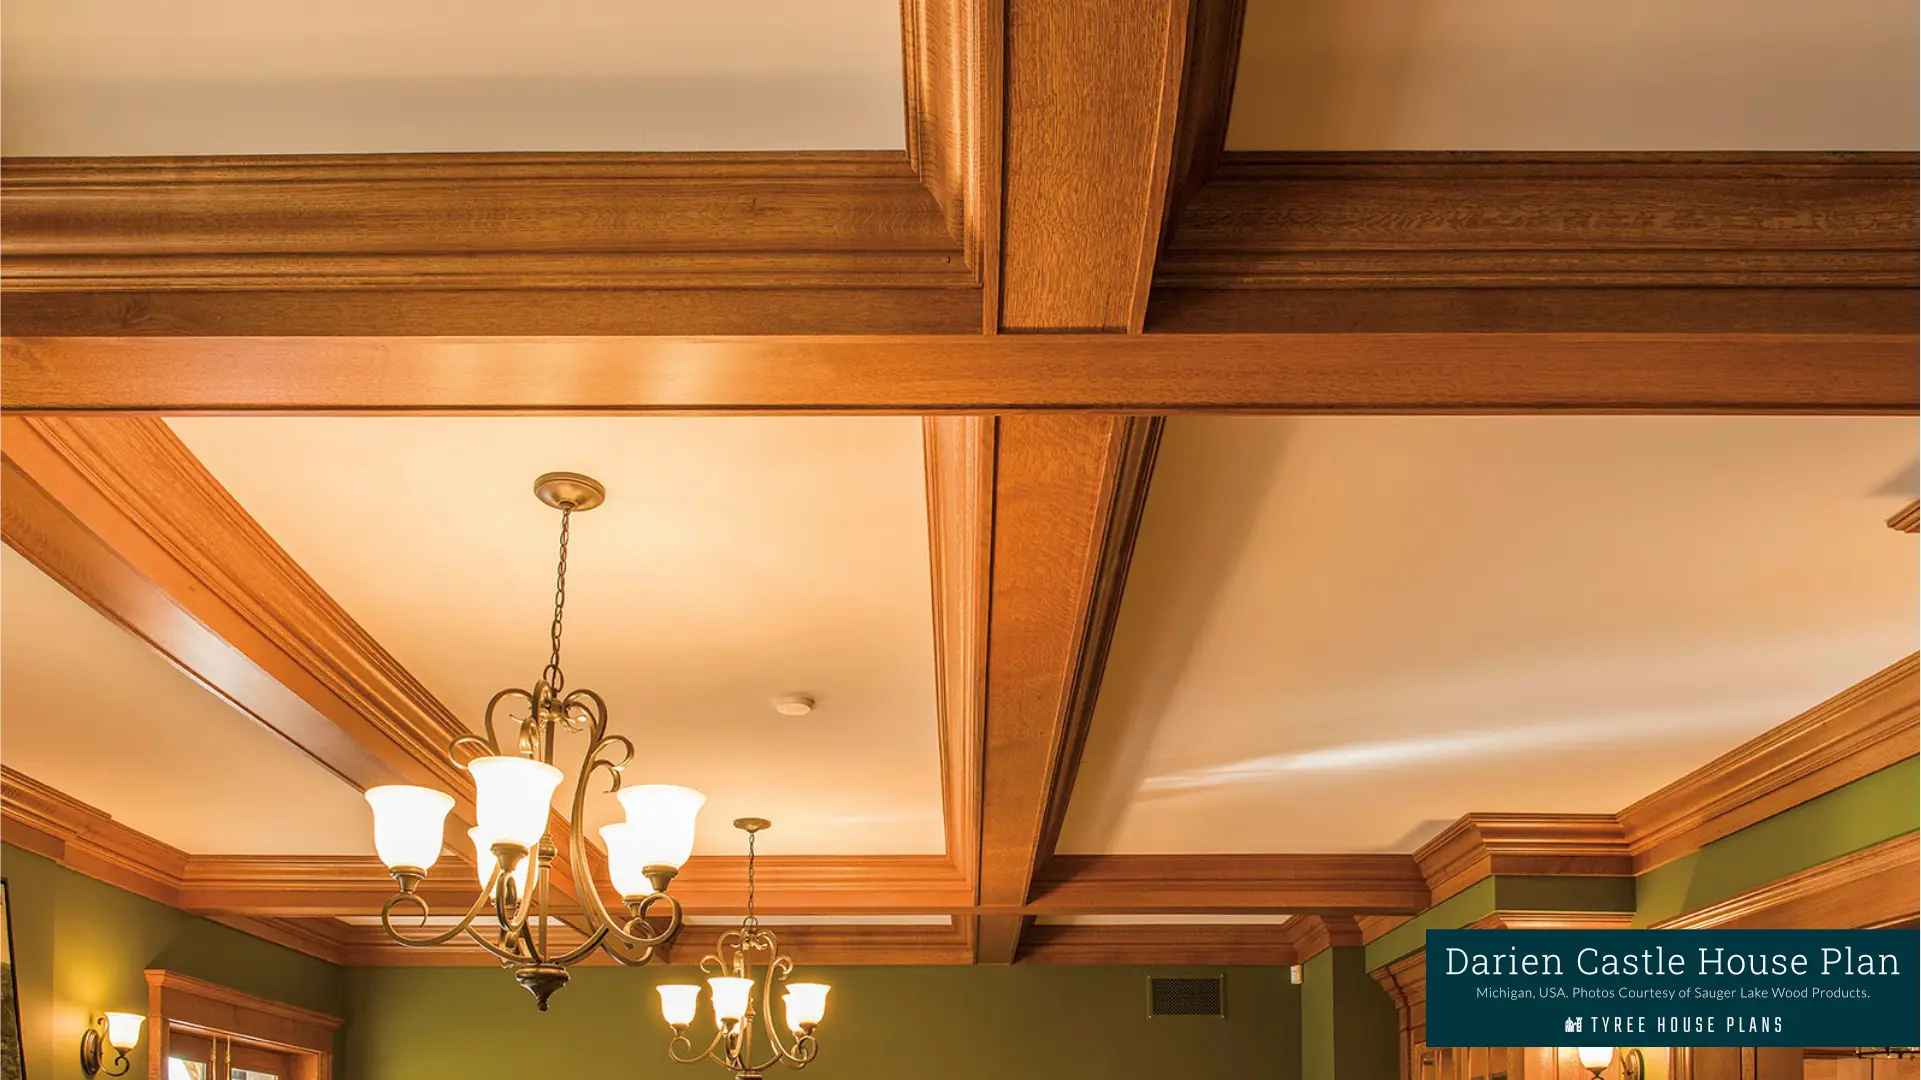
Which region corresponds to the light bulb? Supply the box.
[783,983,829,1031]
[600,823,671,897]
[611,785,706,869]
[103,1012,144,1051]
[364,785,454,871]
[467,826,530,896]
[709,976,754,1025]
[657,984,700,1027]
[1577,1049,1615,1071]
[467,756,563,850]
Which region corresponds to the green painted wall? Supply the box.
[1301,948,1396,1080]
[1,844,344,1080]
[343,964,1301,1080]
[1633,756,1920,926]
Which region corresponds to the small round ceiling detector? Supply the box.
[773,693,816,717]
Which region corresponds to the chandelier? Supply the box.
[657,819,828,1078]
[362,472,705,1010]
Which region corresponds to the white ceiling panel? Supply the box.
[1061,416,1917,855]
[167,417,945,857]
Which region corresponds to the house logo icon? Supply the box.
[1563,1017,1582,1033]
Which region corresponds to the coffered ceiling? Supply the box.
[1,0,1913,970]
[166,416,946,855]
[1060,416,1918,856]
[1228,0,1920,149]
[0,0,906,154]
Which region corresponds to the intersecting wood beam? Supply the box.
[6,333,1912,413]
[0,416,599,907]
[973,416,1162,962]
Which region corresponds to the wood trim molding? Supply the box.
[1030,854,1431,914]
[1653,831,1920,930]
[1018,921,1296,965]
[337,919,975,967]
[1158,0,1247,254]
[922,417,994,892]
[1889,500,1919,533]
[901,0,1000,295]
[1414,814,1632,905]
[1467,911,1636,931]
[1619,652,1920,873]
[146,968,340,1061]
[0,153,980,336]
[1284,914,1362,963]
[0,765,187,906]
[8,333,1912,414]
[1151,152,1920,334]
[973,416,1161,962]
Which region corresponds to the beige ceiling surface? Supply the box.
[168,418,945,856]
[1229,0,1919,149]
[0,548,373,854]
[1060,416,1918,856]
[1,0,904,155]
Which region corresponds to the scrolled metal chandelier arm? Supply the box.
[363,472,704,1011]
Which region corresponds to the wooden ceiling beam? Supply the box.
[973,416,1162,961]
[5,332,1911,414]
[0,153,980,336]
[1152,152,1920,334]
[1031,854,1431,915]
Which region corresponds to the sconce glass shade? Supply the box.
[1577,1049,1615,1070]
[103,1012,145,1051]
[708,977,754,1025]
[611,785,706,869]
[782,983,829,1030]
[364,785,455,870]
[467,756,564,850]
[657,984,701,1027]
[467,826,531,894]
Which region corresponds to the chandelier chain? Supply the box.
[744,827,759,931]
[542,507,572,692]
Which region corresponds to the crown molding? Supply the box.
[1653,831,1919,931]
[1018,922,1297,966]
[922,417,994,902]
[1152,152,1919,334]
[1620,652,1919,873]
[1031,854,1431,914]
[1284,915,1363,963]
[0,153,979,336]
[1414,814,1632,905]
[0,765,188,905]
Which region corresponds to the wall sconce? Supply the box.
[1576,1048,1644,1080]
[80,1011,145,1076]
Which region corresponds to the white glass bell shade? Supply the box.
[782,983,829,1030]
[467,756,563,850]
[467,826,531,895]
[103,1012,145,1051]
[708,977,754,1024]
[364,785,455,870]
[1577,1049,1615,1070]
[611,785,706,869]
[599,823,669,896]
[657,984,700,1027]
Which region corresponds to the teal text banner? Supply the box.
[1426,929,1919,1047]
